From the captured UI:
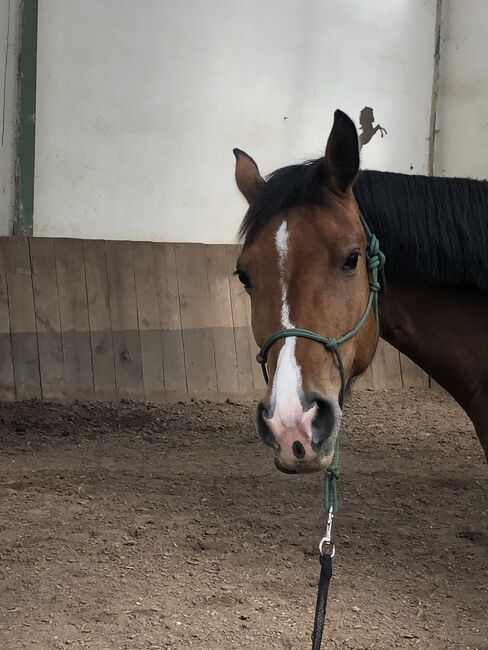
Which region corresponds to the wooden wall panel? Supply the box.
[0,237,430,403]
[355,364,374,391]
[153,243,187,401]
[30,238,65,400]
[83,240,117,401]
[105,240,144,400]
[2,237,41,399]
[400,353,429,388]
[0,241,15,400]
[175,243,217,398]
[371,339,403,389]
[55,239,94,400]
[133,242,165,403]
[205,244,239,396]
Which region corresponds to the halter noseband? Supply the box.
[255,214,386,410]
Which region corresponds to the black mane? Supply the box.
[239,159,326,243]
[239,159,488,291]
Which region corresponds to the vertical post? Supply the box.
[427,0,443,177]
[427,0,443,391]
[15,0,38,235]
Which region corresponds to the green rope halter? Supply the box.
[255,214,386,514]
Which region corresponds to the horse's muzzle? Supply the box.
[257,395,341,474]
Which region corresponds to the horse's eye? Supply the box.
[343,251,359,271]
[236,270,251,289]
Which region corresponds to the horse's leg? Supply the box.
[466,387,488,463]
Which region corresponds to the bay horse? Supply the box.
[233,109,488,474]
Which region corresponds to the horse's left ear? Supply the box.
[233,148,265,205]
[323,109,359,194]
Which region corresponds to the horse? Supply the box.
[358,106,387,148]
[233,109,488,475]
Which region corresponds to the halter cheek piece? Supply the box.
[255,213,386,513]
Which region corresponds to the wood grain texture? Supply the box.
[371,339,403,389]
[0,239,432,403]
[133,242,165,403]
[175,243,217,397]
[83,240,117,401]
[400,352,429,388]
[0,239,15,400]
[105,240,144,400]
[205,245,239,396]
[55,239,94,400]
[30,237,65,400]
[2,237,41,399]
[153,243,187,401]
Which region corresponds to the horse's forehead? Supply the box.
[243,205,360,263]
[277,208,356,252]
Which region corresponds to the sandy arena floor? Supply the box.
[0,389,487,649]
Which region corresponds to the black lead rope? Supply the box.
[311,553,333,649]
[311,505,335,649]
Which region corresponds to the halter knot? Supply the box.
[366,238,386,293]
[326,466,340,481]
[324,337,338,351]
[369,280,381,293]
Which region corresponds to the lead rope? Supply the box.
[255,214,385,650]
[311,364,342,650]
[311,220,385,650]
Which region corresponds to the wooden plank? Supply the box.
[105,240,144,400]
[133,241,165,403]
[430,377,449,396]
[55,239,94,400]
[399,352,429,388]
[0,239,15,400]
[355,364,374,391]
[371,339,403,389]
[2,237,41,399]
[83,240,117,401]
[153,243,187,401]
[30,238,65,400]
[226,245,255,399]
[205,245,239,397]
[175,243,217,397]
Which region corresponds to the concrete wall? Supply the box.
[435,0,488,179]
[34,0,437,243]
[0,0,21,235]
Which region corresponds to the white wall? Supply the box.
[34,0,437,243]
[435,0,488,179]
[0,0,21,235]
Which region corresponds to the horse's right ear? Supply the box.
[233,148,265,205]
[323,110,360,195]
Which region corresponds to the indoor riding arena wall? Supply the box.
[0,237,429,404]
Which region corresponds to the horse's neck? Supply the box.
[379,280,488,410]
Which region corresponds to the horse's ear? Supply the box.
[233,148,265,205]
[323,110,359,194]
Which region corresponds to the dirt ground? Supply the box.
[0,389,486,650]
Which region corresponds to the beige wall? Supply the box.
[435,0,488,179]
[33,0,437,243]
[0,0,21,235]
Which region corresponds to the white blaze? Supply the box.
[271,220,303,424]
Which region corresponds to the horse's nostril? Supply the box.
[292,440,305,459]
[310,396,337,447]
[256,402,278,449]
